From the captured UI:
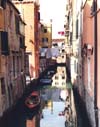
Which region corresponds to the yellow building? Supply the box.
[40,21,52,48]
[39,21,52,72]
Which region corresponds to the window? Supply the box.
[42,38,48,42]
[55,76,58,80]
[62,55,64,58]
[17,56,19,74]
[15,16,20,34]
[62,76,65,79]
[1,78,6,94]
[62,70,64,73]
[53,43,58,47]
[62,82,65,85]
[13,56,16,77]
[20,37,25,48]
[25,53,30,75]
[38,12,40,21]
[1,31,9,55]
[44,28,47,33]
[1,0,6,9]
[55,82,59,85]
[62,49,65,53]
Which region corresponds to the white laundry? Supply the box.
[46,48,52,58]
[51,47,60,57]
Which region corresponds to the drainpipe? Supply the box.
[93,0,98,127]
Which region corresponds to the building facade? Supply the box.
[65,0,100,126]
[40,21,52,48]
[0,0,25,117]
[13,0,40,79]
[81,0,95,126]
[52,66,67,88]
[39,21,52,72]
[81,0,100,126]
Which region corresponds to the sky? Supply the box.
[39,0,66,39]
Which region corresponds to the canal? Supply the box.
[0,65,91,127]
[40,85,77,127]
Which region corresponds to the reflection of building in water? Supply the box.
[52,66,67,88]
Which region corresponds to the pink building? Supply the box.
[81,0,100,126]
[65,0,100,126]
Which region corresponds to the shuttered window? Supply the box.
[1,31,9,55]
[76,19,78,39]
[15,16,20,34]
[1,78,6,95]
[42,38,48,42]
[1,0,6,9]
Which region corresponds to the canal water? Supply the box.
[40,101,65,127]
[40,86,77,127]
[40,86,66,127]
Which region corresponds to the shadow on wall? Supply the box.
[73,86,92,127]
[66,66,71,82]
